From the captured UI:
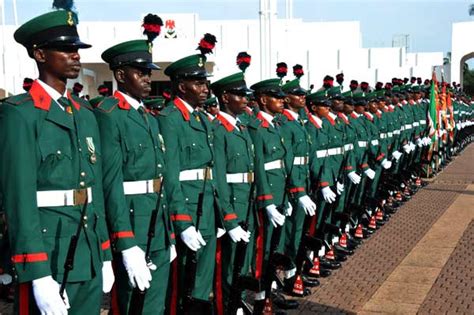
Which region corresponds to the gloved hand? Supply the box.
[170,244,177,263]
[321,186,337,203]
[409,142,416,151]
[336,182,344,195]
[381,159,392,169]
[456,123,461,130]
[216,228,226,238]
[102,261,115,293]
[364,168,376,179]
[228,226,250,243]
[347,171,361,184]
[403,144,411,153]
[298,195,316,216]
[122,246,153,291]
[180,226,206,251]
[0,273,12,285]
[265,204,285,227]
[392,150,402,161]
[416,138,423,147]
[32,276,70,315]
[286,202,293,217]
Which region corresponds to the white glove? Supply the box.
[321,186,337,203]
[392,150,402,161]
[336,182,344,195]
[347,171,361,184]
[381,159,392,169]
[265,204,285,227]
[32,276,70,315]
[416,138,423,147]
[170,245,177,263]
[122,246,153,291]
[298,195,316,216]
[403,144,411,153]
[216,228,226,238]
[442,129,447,135]
[102,261,115,293]
[228,226,250,243]
[456,123,461,130]
[180,226,206,251]
[410,142,416,151]
[0,273,12,285]
[365,168,376,179]
[286,202,293,217]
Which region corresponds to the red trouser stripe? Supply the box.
[215,239,224,315]
[19,283,29,315]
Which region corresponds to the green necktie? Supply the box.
[57,97,73,114]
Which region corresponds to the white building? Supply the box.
[0,11,444,98]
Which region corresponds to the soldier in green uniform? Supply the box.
[279,79,318,296]
[94,38,175,315]
[209,72,256,314]
[158,54,221,312]
[0,9,111,315]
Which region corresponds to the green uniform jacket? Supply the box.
[158,98,223,237]
[0,81,109,283]
[93,92,174,254]
[348,112,370,173]
[304,113,331,188]
[213,113,255,231]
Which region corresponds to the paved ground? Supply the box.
[1,145,473,315]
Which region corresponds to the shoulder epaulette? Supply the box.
[247,118,262,129]
[3,93,31,106]
[95,97,119,113]
[158,102,178,117]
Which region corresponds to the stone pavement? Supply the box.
[0,145,473,315]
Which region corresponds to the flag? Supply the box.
[427,72,438,140]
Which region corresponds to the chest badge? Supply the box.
[86,137,97,164]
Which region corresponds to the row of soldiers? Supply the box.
[1,5,474,315]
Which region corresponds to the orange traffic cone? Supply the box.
[340,233,348,248]
[355,224,364,238]
[309,257,320,276]
[292,275,304,296]
[369,215,377,229]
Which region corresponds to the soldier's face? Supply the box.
[314,105,329,117]
[224,92,248,116]
[119,66,152,99]
[354,105,365,114]
[344,103,354,114]
[331,99,344,112]
[262,95,284,115]
[179,78,209,107]
[368,101,377,112]
[35,47,82,80]
[285,94,306,109]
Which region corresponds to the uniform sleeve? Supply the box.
[158,113,194,235]
[249,127,274,208]
[93,109,136,252]
[0,106,51,282]
[281,125,307,199]
[213,127,239,230]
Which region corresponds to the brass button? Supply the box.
[80,181,85,187]
[80,172,86,177]
[56,150,61,155]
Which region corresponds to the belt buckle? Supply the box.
[73,189,88,206]
[248,172,254,183]
[153,178,162,193]
[204,167,212,180]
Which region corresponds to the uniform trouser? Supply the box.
[367,165,383,199]
[284,200,306,261]
[15,272,102,315]
[111,248,170,315]
[176,234,217,301]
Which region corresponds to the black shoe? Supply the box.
[302,275,320,287]
[319,257,341,269]
[271,291,299,310]
[333,251,348,262]
[334,244,354,255]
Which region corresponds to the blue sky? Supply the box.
[4,0,474,54]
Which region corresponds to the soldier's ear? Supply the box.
[114,69,126,84]
[221,92,229,104]
[33,49,46,64]
[311,104,317,113]
[177,81,187,95]
[258,94,267,106]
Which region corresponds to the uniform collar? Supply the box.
[178,97,195,113]
[117,91,143,110]
[37,79,67,110]
[258,111,275,127]
[311,114,322,128]
[328,111,337,120]
[282,109,299,121]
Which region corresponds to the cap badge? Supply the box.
[67,12,74,26]
[148,42,153,54]
[198,58,203,68]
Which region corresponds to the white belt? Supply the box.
[405,124,412,129]
[293,156,309,165]
[420,120,426,125]
[400,126,405,131]
[371,139,379,146]
[179,168,213,181]
[123,178,162,195]
[413,122,420,127]
[264,159,284,171]
[316,150,327,158]
[388,132,393,137]
[453,111,459,114]
[380,133,387,139]
[226,172,254,183]
[327,148,342,156]
[358,141,367,147]
[393,130,401,135]
[344,144,354,151]
[37,187,92,207]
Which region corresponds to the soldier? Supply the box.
[94,36,175,315]
[158,53,221,312]
[209,72,256,314]
[203,95,219,120]
[0,8,111,314]
[89,84,110,108]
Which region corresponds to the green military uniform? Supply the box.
[158,54,223,309]
[209,72,256,312]
[0,10,110,315]
[94,40,174,315]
